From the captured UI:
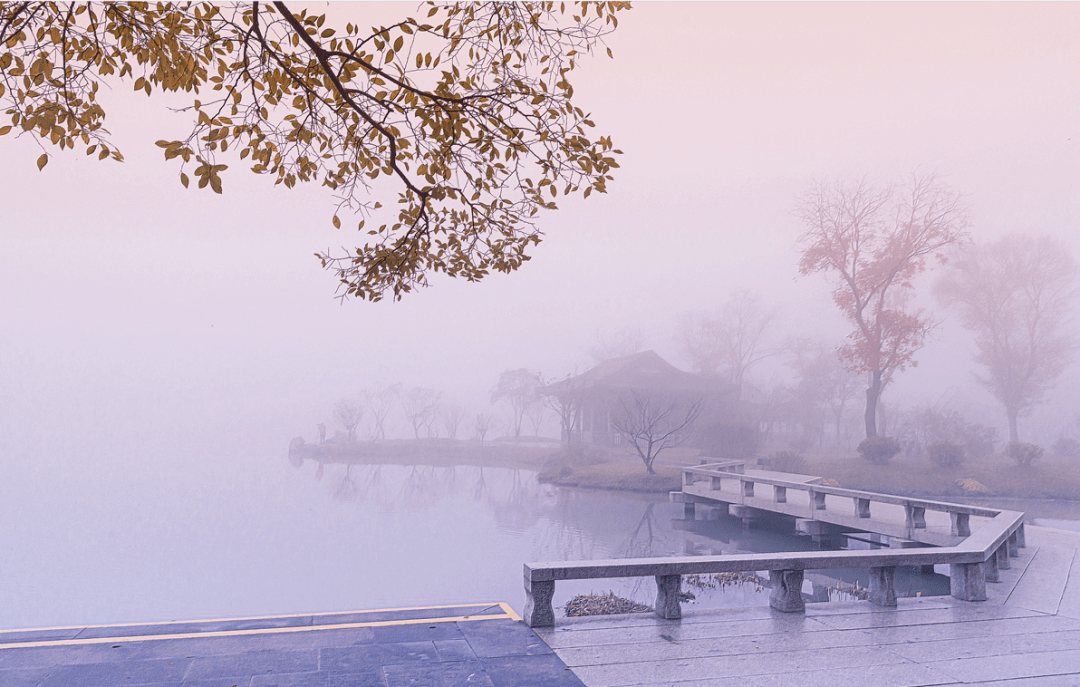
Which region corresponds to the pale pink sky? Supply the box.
[1,2,1077,443]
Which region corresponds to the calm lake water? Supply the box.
[0,437,1067,631]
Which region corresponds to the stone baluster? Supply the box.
[684,471,695,486]
[868,566,897,606]
[905,505,927,529]
[809,490,827,511]
[1008,531,1020,557]
[773,485,787,503]
[950,512,971,537]
[1016,523,1026,548]
[984,548,1000,583]
[523,578,555,628]
[710,475,723,491]
[854,497,871,519]
[996,542,1010,570]
[950,562,987,601]
[655,574,682,620]
[742,481,755,498]
[769,570,805,612]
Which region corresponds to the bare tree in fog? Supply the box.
[679,290,777,396]
[365,385,400,441]
[439,402,467,440]
[491,369,542,438]
[474,412,496,445]
[788,339,861,444]
[937,234,1078,443]
[526,401,547,437]
[541,374,584,443]
[795,173,969,438]
[587,327,644,363]
[401,387,441,439]
[612,391,703,474]
[332,398,364,443]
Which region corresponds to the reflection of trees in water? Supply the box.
[472,466,487,501]
[487,469,546,533]
[332,464,360,501]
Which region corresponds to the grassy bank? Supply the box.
[537,445,683,493]
[797,452,1080,501]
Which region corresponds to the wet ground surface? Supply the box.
[0,604,584,687]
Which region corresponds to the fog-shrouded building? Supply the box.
[543,350,738,446]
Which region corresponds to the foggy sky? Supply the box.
[1,2,1078,447]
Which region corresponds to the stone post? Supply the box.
[950,512,971,537]
[905,505,927,530]
[1008,532,1019,557]
[655,574,682,620]
[773,485,787,503]
[711,475,723,491]
[868,566,897,607]
[1016,523,1026,548]
[810,491,827,511]
[742,481,755,498]
[854,497,871,519]
[950,562,987,601]
[984,549,1000,583]
[769,570,805,612]
[996,542,1010,570]
[523,578,555,628]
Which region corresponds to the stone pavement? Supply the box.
[534,524,1080,686]
[0,603,584,686]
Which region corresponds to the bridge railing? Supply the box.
[522,464,1025,628]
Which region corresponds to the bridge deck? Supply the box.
[534,524,1080,686]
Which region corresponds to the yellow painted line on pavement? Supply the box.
[0,609,519,650]
[2,602,510,634]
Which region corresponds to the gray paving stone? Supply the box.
[250,671,329,687]
[964,676,1080,687]
[592,662,961,687]
[554,626,876,666]
[433,640,477,662]
[37,657,193,686]
[370,624,464,644]
[460,620,552,658]
[180,678,252,687]
[568,643,911,686]
[809,603,1038,631]
[481,654,586,687]
[319,643,438,673]
[539,615,834,650]
[0,666,52,687]
[927,647,1080,683]
[325,670,387,687]
[182,649,318,681]
[886,627,1080,663]
[0,642,143,669]
[382,660,493,687]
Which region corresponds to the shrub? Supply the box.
[1005,442,1043,468]
[1052,437,1080,458]
[767,450,806,473]
[927,441,964,468]
[857,436,901,465]
[911,408,997,460]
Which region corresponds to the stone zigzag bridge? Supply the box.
[524,461,1080,686]
[524,460,1026,626]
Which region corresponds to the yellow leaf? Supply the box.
[180,172,189,188]
[36,153,47,170]
[332,215,341,229]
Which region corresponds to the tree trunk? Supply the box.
[1007,406,1019,444]
[864,370,883,438]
